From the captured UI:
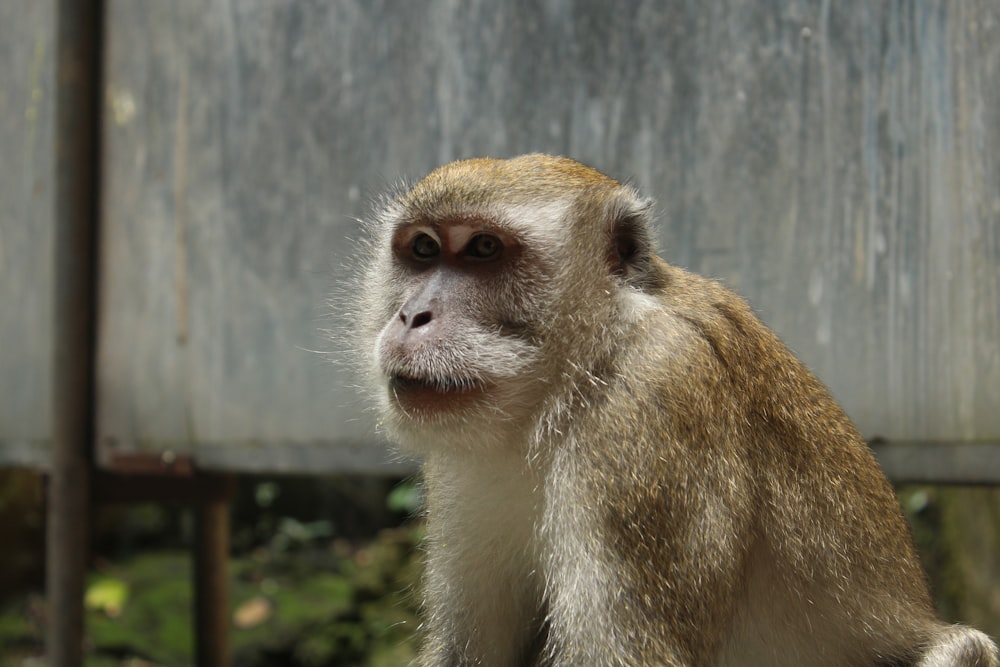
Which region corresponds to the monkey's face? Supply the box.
[367,214,549,444]
[358,155,657,450]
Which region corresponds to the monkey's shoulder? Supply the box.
[632,261,869,457]
[641,261,784,377]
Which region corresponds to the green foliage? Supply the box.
[230,526,421,667]
[86,552,195,665]
[0,527,422,667]
[0,599,39,665]
[386,481,423,515]
[0,611,32,643]
[84,578,130,617]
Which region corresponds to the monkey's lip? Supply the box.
[387,373,489,411]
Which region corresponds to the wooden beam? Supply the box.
[870,439,1000,485]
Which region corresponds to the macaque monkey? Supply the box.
[354,154,999,666]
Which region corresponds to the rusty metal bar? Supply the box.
[94,471,235,506]
[194,476,235,667]
[93,465,235,666]
[48,0,103,665]
[104,451,198,476]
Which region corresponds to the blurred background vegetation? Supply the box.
[0,471,424,666]
[0,470,997,666]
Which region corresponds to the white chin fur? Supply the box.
[378,381,541,454]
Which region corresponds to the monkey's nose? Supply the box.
[400,310,433,330]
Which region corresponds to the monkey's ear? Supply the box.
[609,195,657,291]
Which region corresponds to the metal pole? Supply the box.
[48,0,102,665]
[194,477,234,667]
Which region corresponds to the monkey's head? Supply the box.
[357,154,661,451]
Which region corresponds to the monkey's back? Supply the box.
[566,258,939,665]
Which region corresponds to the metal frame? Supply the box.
[48,2,234,665]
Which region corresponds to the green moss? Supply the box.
[0,613,32,644]
[85,552,194,665]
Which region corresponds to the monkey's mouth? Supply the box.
[387,372,488,412]
[389,372,481,394]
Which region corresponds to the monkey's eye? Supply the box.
[465,234,502,260]
[411,233,440,260]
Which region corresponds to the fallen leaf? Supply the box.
[233,596,273,629]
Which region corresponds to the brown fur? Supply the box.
[355,154,999,666]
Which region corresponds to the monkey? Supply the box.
[353,154,999,666]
